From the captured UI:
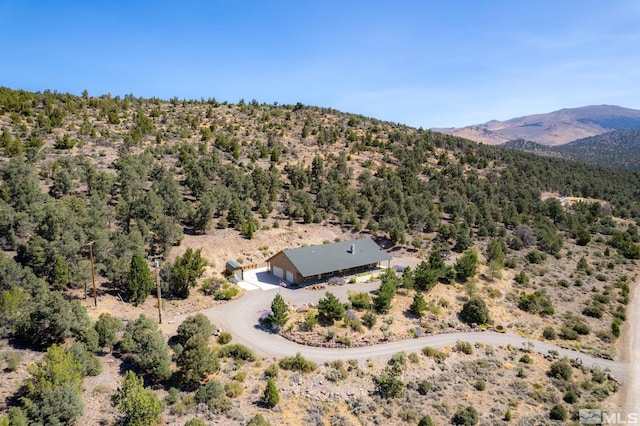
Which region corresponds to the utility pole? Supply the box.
[89,241,97,307]
[154,259,162,324]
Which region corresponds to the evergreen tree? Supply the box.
[409,292,428,318]
[414,261,440,292]
[455,249,478,281]
[163,248,207,298]
[126,252,154,306]
[373,269,397,314]
[111,370,162,426]
[176,335,219,389]
[262,378,280,408]
[459,296,490,325]
[317,292,345,323]
[266,293,288,330]
[21,344,84,425]
[94,313,123,350]
[175,313,215,345]
[49,255,70,290]
[119,314,172,382]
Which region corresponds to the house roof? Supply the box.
[270,238,391,277]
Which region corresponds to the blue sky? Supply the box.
[1,1,639,128]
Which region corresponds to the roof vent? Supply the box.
[350,244,356,254]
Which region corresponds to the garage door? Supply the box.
[286,270,294,283]
[272,266,284,279]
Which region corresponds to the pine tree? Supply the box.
[410,292,428,318]
[266,294,288,330]
[317,292,345,323]
[111,370,162,426]
[455,249,478,281]
[262,378,280,408]
[126,253,153,306]
[49,255,70,290]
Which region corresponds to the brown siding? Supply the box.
[268,253,300,283]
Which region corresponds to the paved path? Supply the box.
[172,284,627,382]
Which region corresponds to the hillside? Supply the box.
[0,87,639,425]
[503,130,640,170]
[433,105,640,146]
[555,130,640,170]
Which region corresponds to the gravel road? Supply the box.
[624,280,639,412]
[173,284,628,382]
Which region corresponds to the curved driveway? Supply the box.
[174,283,627,382]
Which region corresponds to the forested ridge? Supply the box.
[504,129,640,171]
[1,84,640,316]
[1,87,639,424]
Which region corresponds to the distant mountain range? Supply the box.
[433,105,640,146]
[503,129,640,170]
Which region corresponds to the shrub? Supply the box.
[278,353,317,373]
[217,344,256,361]
[582,304,603,319]
[214,283,240,300]
[504,409,512,421]
[612,318,622,337]
[454,341,473,355]
[459,296,490,325]
[362,311,377,328]
[248,414,272,426]
[418,415,434,426]
[548,360,573,381]
[417,379,432,395]
[398,407,420,422]
[474,380,486,391]
[573,321,591,335]
[563,390,579,403]
[302,310,318,331]
[518,290,554,316]
[225,381,243,398]
[451,406,479,425]
[374,369,405,398]
[165,387,180,405]
[519,354,532,364]
[195,380,225,403]
[185,419,206,426]
[4,352,21,371]
[422,346,447,361]
[559,326,579,340]
[325,361,348,382]
[336,335,351,346]
[526,250,546,264]
[207,395,232,414]
[217,332,232,345]
[549,404,567,421]
[263,363,279,378]
[514,270,529,286]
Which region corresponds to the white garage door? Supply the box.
[286,270,294,283]
[272,266,284,279]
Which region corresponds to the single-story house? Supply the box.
[266,238,392,284]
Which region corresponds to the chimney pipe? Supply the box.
[351,244,356,254]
